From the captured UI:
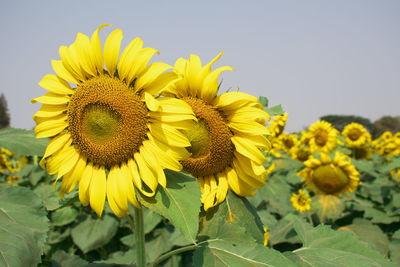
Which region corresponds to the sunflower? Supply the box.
[291,144,312,162]
[268,112,288,138]
[342,122,371,148]
[32,25,195,217]
[308,120,338,153]
[290,189,311,213]
[298,151,360,196]
[164,52,271,210]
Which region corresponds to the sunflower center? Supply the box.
[297,149,310,162]
[298,195,308,206]
[348,128,361,141]
[312,164,349,194]
[181,97,234,177]
[315,130,328,146]
[283,137,294,149]
[68,75,148,167]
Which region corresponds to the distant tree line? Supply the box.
[320,114,400,139]
[0,93,10,129]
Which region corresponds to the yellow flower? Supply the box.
[291,144,312,162]
[31,25,195,217]
[6,176,21,186]
[263,226,269,246]
[166,52,271,210]
[342,122,371,148]
[290,189,311,213]
[268,112,288,137]
[298,151,360,196]
[308,121,338,153]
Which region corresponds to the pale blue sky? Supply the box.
[1,0,399,132]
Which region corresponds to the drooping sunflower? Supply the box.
[32,25,195,217]
[298,151,360,196]
[308,120,338,153]
[290,189,311,213]
[342,122,371,148]
[164,52,271,210]
[267,112,288,138]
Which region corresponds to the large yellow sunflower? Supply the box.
[342,122,371,148]
[298,151,360,196]
[32,25,195,217]
[164,52,271,210]
[308,120,338,153]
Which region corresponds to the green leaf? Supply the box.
[258,96,269,107]
[51,206,79,226]
[71,214,119,253]
[51,250,87,267]
[0,186,49,267]
[33,184,63,211]
[389,239,400,265]
[264,104,284,116]
[288,217,395,267]
[194,240,296,267]
[338,218,390,256]
[269,215,300,246]
[199,191,265,245]
[0,128,48,156]
[138,170,201,244]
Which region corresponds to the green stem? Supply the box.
[134,206,146,267]
[151,245,198,267]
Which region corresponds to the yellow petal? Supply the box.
[134,62,172,91]
[42,133,71,161]
[234,152,267,179]
[231,135,267,165]
[144,92,160,112]
[215,174,229,205]
[186,54,203,96]
[148,123,191,147]
[54,146,80,180]
[143,138,182,171]
[145,72,181,96]
[228,106,268,124]
[59,45,85,81]
[47,143,74,177]
[104,28,123,76]
[107,167,125,217]
[34,116,68,138]
[31,92,70,105]
[119,163,140,207]
[60,156,86,197]
[75,33,97,77]
[33,104,67,118]
[201,66,233,103]
[126,47,159,85]
[158,97,194,115]
[118,37,144,82]
[89,166,107,216]
[228,121,268,136]
[90,24,110,73]
[233,160,264,189]
[214,91,258,110]
[134,152,158,197]
[141,142,166,188]
[51,60,80,84]
[225,167,255,196]
[38,74,74,95]
[79,162,94,206]
[127,159,142,190]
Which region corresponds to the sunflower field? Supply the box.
[1,25,400,267]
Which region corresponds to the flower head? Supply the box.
[290,189,311,213]
[298,151,360,196]
[165,52,271,210]
[342,122,371,148]
[32,25,195,217]
[308,121,338,153]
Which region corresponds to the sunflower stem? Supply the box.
[151,244,198,267]
[133,206,146,267]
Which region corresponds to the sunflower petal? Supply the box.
[39,74,74,95]
[134,152,158,197]
[31,92,70,105]
[231,135,267,164]
[134,62,172,91]
[201,66,233,103]
[78,162,94,206]
[104,29,123,76]
[33,104,67,118]
[89,166,107,216]
[34,116,68,138]
[90,24,109,73]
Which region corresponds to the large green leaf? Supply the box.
[0,128,48,156]
[71,214,119,253]
[287,217,395,267]
[0,186,49,267]
[338,218,390,256]
[51,206,79,226]
[194,240,296,267]
[138,170,201,244]
[199,190,265,245]
[51,250,87,267]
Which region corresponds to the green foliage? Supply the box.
[0,93,10,129]
[0,186,49,267]
[374,115,400,137]
[0,128,48,156]
[138,170,201,244]
[320,114,377,136]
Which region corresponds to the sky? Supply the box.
[0,0,399,133]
